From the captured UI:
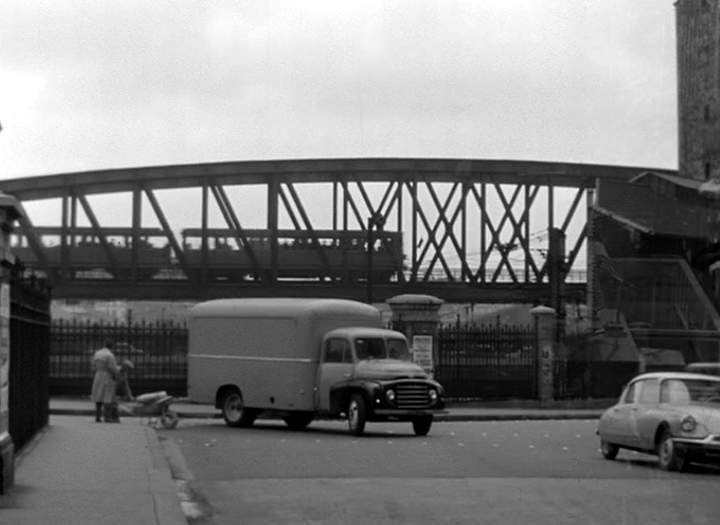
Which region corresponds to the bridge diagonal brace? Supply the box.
[76,193,120,275]
[340,181,365,229]
[565,224,587,275]
[491,183,542,281]
[210,185,261,272]
[469,183,516,283]
[277,185,303,230]
[283,182,332,274]
[485,184,523,283]
[412,182,456,279]
[559,187,586,234]
[423,182,473,281]
[537,187,586,281]
[353,180,396,222]
[144,188,192,279]
[410,182,456,281]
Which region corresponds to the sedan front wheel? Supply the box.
[657,431,686,471]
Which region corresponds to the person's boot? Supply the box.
[95,402,103,422]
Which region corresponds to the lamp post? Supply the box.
[366,212,385,304]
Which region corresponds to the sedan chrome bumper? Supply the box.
[673,434,720,458]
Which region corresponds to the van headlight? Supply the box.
[385,389,396,403]
[428,389,438,404]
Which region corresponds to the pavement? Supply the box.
[0,398,611,524]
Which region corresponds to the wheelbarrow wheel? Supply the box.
[160,409,179,429]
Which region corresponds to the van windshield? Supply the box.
[354,337,410,361]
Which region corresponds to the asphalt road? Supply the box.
[159,418,720,524]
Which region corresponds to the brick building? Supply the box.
[676,0,720,181]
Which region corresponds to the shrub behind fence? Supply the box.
[51,319,188,397]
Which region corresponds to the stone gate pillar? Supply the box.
[0,193,22,494]
[386,294,443,377]
[531,305,557,407]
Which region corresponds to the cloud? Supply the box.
[0,0,678,178]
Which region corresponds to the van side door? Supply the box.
[316,337,353,413]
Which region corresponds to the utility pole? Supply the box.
[366,212,385,304]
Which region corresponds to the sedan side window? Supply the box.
[622,382,638,404]
[637,379,659,405]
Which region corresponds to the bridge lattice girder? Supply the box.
[0,158,675,302]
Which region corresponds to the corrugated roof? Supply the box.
[594,178,720,241]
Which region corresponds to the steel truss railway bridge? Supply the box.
[0,158,675,303]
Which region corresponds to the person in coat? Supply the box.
[91,340,119,422]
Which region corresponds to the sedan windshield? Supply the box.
[354,337,411,361]
[660,378,720,404]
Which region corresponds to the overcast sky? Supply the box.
[0,0,677,181]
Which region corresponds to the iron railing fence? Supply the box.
[50,319,188,397]
[436,322,537,401]
[9,277,51,451]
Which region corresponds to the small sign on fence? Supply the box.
[412,335,434,373]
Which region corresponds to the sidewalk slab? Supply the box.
[0,415,186,525]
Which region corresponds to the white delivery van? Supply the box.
[188,298,445,435]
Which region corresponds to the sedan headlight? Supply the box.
[681,414,697,432]
[385,389,396,403]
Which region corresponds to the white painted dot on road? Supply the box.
[529,444,535,449]
[543,434,550,438]
[492,443,499,448]
[575,434,582,439]
[562,446,569,451]
[351,440,358,444]
[422,441,428,446]
[450,431,456,436]
[315,439,321,444]
[387,441,393,445]
[513,433,519,437]
[481,432,487,437]
[458,442,465,447]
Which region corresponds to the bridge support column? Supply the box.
[532,305,556,407]
[0,193,22,493]
[387,294,443,377]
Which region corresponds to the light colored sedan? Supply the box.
[597,371,720,471]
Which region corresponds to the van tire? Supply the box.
[283,412,314,430]
[412,416,433,436]
[221,390,256,427]
[347,394,367,436]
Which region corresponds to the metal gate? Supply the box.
[435,323,537,401]
[9,276,51,451]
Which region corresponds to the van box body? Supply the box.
[188,298,383,411]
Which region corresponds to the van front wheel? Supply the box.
[347,394,367,436]
[221,390,256,428]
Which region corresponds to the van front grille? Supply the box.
[394,382,431,409]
